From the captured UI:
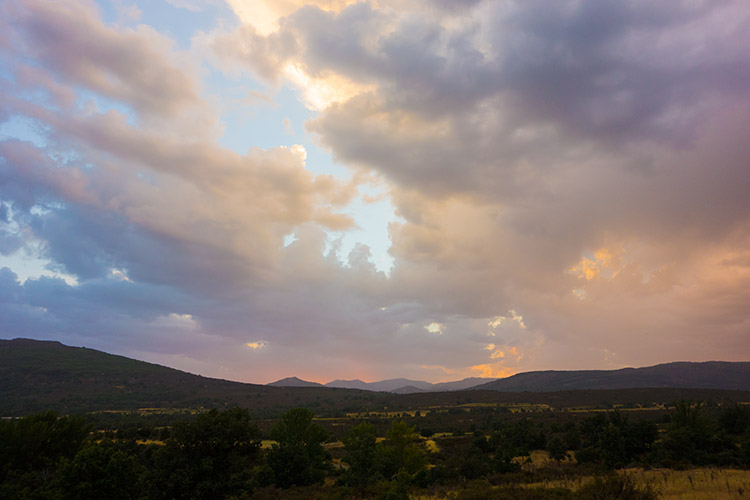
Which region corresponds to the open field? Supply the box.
[525,469,750,500]
[412,469,750,500]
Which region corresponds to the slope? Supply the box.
[0,338,384,416]
[474,361,750,392]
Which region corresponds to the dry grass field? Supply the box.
[630,469,750,500]
[414,469,750,500]
[521,468,750,500]
[519,451,750,499]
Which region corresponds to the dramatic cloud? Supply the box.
[1,0,749,383]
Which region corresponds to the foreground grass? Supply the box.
[633,468,750,500]
[413,469,750,500]
[524,468,750,500]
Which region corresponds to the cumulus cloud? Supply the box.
[3,0,201,119]
[1,0,749,383]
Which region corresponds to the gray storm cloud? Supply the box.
[1,0,749,382]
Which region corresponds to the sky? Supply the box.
[1,0,749,385]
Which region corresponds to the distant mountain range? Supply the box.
[269,376,499,393]
[3,338,750,417]
[267,361,750,394]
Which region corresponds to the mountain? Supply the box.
[325,377,498,392]
[325,378,433,392]
[324,362,750,394]
[391,385,428,394]
[0,338,386,416]
[431,377,499,392]
[268,376,323,387]
[474,362,750,392]
[325,379,370,390]
[363,378,435,392]
[4,338,749,418]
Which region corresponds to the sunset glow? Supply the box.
[1,0,749,384]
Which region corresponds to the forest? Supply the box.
[2,399,750,499]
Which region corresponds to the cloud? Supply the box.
[3,0,201,120]
[1,0,749,383]
[424,322,444,335]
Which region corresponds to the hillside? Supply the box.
[0,338,386,416]
[4,338,750,418]
[474,361,750,392]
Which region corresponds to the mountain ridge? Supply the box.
[0,338,383,415]
[472,361,750,392]
[3,338,750,417]
[273,376,500,393]
[270,362,750,394]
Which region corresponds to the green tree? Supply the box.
[576,412,656,468]
[657,400,717,465]
[0,411,89,498]
[546,436,567,462]
[149,407,261,500]
[56,442,142,500]
[377,420,426,480]
[342,421,379,489]
[488,419,544,473]
[719,404,750,436]
[267,408,330,488]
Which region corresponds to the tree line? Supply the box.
[1,401,749,499]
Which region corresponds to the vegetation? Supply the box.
[266,408,330,487]
[3,339,750,417]
[3,340,750,497]
[1,399,749,499]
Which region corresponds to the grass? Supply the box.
[524,468,750,500]
[345,410,431,418]
[415,469,750,500]
[633,468,750,500]
[424,438,440,453]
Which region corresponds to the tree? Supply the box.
[0,411,90,475]
[546,436,567,462]
[342,421,379,489]
[0,411,89,498]
[267,408,330,488]
[56,442,142,500]
[149,407,261,499]
[377,420,426,481]
[575,412,657,468]
[718,403,750,436]
[657,400,717,465]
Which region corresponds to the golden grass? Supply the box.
[630,468,750,500]
[345,410,430,418]
[416,469,750,500]
[135,439,164,445]
[424,439,440,453]
[525,468,750,500]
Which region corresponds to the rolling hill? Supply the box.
[473,362,750,392]
[0,338,387,416]
[3,338,750,418]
